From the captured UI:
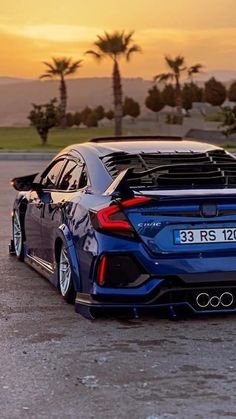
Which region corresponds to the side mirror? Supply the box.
[11,173,40,191]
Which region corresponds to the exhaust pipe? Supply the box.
[221,292,234,308]
[196,292,234,309]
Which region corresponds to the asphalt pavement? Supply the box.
[0,160,236,419]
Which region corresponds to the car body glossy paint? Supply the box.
[11,139,236,318]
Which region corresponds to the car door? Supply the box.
[40,157,85,266]
[24,158,66,260]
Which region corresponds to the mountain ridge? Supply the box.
[0,77,151,126]
[1,69,236,84]
[0,71,236,126]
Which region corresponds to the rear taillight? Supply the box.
[97,255,107,286]
[91,196,152,237]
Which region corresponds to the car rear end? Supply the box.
[75,140,236,317]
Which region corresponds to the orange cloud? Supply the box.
[0,24,236,79]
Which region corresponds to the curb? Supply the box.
[0,152,56,160]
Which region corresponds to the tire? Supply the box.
[12,210,24,261]
[58,244,76,304]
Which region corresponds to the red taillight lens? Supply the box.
[92,196,152,236]
[97,255,107,285]
[97,254,147,287]
[120,196,153,208]
[97,205,132,232]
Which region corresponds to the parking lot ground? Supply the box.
[1,161,236,419]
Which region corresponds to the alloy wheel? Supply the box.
[13,211,23,258]
[59,247,72,297]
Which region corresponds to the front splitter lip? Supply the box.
[75,293,236,315]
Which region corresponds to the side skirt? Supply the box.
[25,254,55,282]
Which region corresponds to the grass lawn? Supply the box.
[0,127,149,151]
[1,126,235,152]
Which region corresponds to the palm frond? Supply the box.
[126,44,142,61]
[40,57,81,78]
[39,74,53,80]
[87,30,141,61]
[64,60,83,75]
[165,55,186,75]
[85,50,102,61]
[154,73,173,83]
[124,30,134,45]
[41,61,57,74]
[188,63,204,76]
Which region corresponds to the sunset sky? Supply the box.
[0,0,236,79]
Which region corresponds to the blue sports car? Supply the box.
[10,136,236,319]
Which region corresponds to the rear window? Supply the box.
[101,150,236,188]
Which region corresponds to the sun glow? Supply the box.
[0,24,102,42]
[0,0,235,78]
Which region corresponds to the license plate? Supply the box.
[174,228,236,244]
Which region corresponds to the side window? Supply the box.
[41,160,66,189]
[58,160,84,191]
[79,167,88,189]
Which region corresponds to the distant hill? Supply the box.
[0,77,152,126]
[0,77,33,85]
[0,70,236,126]
[194,70,236,83]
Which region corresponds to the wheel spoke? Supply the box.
[13,212,22,257]
[59,247,71,296]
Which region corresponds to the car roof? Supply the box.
[86,140,221,155]
[63,138,222,158]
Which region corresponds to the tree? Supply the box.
[220,106,236,137]
[86,30,141,136]
[65,112,74,127]
[188,64,204,82]
[228,81,236,103]
[123,96,140,119]
[145,86,164,120]
[182,82,203,113]
[162,84,175,108]
[154,55,203,123]
[85,112,98,127]
[28,99,59,145]
[94,105,105,121]
[40,57,82,127]
[80,106,92,124]
[181,84,193,113]
[106,110,114,120]
[154,55,186,122]
[74,112,81,126]
[190,82,203,103]
[204,77,226,107]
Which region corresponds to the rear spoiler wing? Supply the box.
[103,165,176,198]
[103,163,236,199]
[103,169,134,198]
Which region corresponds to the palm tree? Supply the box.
[86,31,141,136]
[40,57,83,127]
[154,56,203,123]
[188,64,203,82]
[154,55,186,122]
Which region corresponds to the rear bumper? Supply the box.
[75,282,236,317]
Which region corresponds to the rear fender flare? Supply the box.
[55,224,81,293]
